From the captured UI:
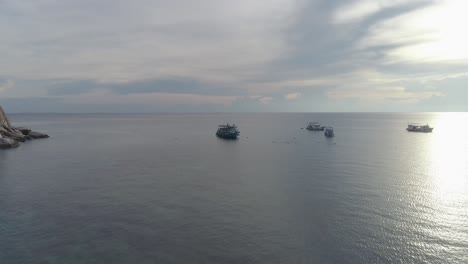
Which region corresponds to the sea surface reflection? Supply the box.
[0,113,467,263]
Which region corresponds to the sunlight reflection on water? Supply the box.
[430,113,467,196]
[425,113,468,260]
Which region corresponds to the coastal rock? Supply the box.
[0,105,49,149]
[0,137,20,149]
[2,127,27,142]
[29,131,50,139]
[16,127,32,135]
[0,105,11,128]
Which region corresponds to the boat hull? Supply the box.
[216,133,239,139]
[406,128,433,133]
[306,127,324,131]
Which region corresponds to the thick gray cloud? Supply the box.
[0,0,467,112]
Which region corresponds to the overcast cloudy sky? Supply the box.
[1,0,467,112]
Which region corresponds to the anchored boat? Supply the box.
[306,122,325,131]
[406,123,433,133]
[324,127,335,137]
[216,124,240,139]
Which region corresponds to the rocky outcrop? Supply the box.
[0,136,20,149]
[0,105,11,128]
[0,105,49,149]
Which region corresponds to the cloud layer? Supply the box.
[1,0,467,112]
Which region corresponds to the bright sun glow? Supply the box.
[364,0,468,63]
[398,0,468,62]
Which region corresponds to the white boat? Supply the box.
[324,127,335,137]
[406,123,433,133]
[306,122,325,131]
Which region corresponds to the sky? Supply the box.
[1,0,467,112]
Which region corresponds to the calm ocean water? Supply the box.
[1,113,467,263]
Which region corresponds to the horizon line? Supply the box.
[7,111,465,115]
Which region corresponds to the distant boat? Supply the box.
[324,127,335,137]
[306,122,325,131]
[406,123,433,133]
[216,124,240,139]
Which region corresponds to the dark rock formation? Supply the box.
[0,105,49,149]
[16,127,32,135]
[29,131,50,139]
[0,137,20,149]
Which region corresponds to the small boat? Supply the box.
[324,127,335,137]
[406,123,433,133]
[216,124,240,139]
[306,122,325,131]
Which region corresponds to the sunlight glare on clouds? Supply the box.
[333,0,420,23]
[361,0,468,63]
